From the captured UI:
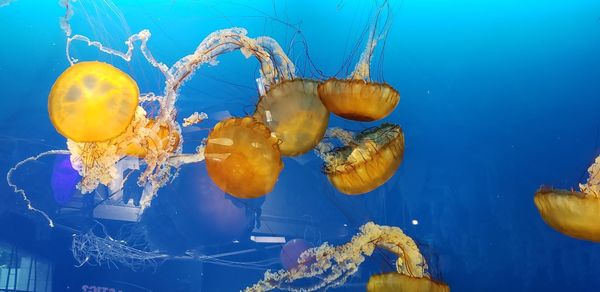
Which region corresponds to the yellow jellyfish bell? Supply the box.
[254,79,329,156]
[534,188,600,242]
[318,79,399,122]
[367,273,450,292]
[204,117,283,199]
[324,123,404,195]
[534,155,600,242]
[48,61,140,142]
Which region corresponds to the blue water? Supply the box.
[1,0,600,291]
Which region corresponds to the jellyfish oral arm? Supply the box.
[167,28,286,98]
[350,0,392,81]
[182,112,208,127]
[244,222,428,292]
[580,155,600,197]
[255,36,297,81]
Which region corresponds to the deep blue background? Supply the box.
[1,0,600,291]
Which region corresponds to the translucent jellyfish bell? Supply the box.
[367,273,450,292]
[48,61,140,142]
[254,79,329,156]
[323,124,404,195]
[204,117,283,198]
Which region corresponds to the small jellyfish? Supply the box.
[204,117,283,198]
[48,61,139,142]
[367,273,450,292]
[254,79,329,156]
[534,155,600,242]
[322,124,404,195]
[317,2,399,122]
[120,119,181,158]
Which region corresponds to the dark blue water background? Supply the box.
[1,0,600,291]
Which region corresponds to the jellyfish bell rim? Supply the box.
[317,78,400,122]
[367,273,450,292]
[48,61,140,143]
[534,187,600,242]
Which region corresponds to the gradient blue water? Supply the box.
[1,0,600,291]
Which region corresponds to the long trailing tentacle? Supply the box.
[6,149,71,227]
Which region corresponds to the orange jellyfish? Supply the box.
[321,123,404,195]
[251,37,329,156]
[254,79,329,156]
[318,80,399,122]
[534,155,600,242]
[317,3,399,122]
[367,273,450,292]
[204,117,283,198]
[48,61,139,142]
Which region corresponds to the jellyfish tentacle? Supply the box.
[168,28,276,96]
[350,0,391,81]
[6,149,71,227]
[255,36,297,81]
[580,155,600,197]
[318,0,398,122]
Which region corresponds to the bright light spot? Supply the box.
[411,219,419,225]
[250,236,286,243]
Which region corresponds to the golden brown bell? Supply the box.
[204,117,283,198]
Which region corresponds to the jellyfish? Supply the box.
[534,155,600,242]
[253,37,330,157]
[245,222,432,292]
[15,25,304,227]
[318,124,404,195]
[367,273,450,292]
[204,116,283,199]
[254,79,329,156]
[318,79,399,122]
[317,2,399,122]
[48,61,139,142]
